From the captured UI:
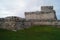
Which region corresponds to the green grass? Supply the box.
[0,25,60,40]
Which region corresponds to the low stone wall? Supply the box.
[0,21,32,30]
[32,21,60,25]
[0,20,60,30]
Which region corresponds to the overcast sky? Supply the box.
[0,0,60,19]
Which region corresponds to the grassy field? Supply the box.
[0,25,60,40]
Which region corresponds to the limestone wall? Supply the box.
[32,21,60,25]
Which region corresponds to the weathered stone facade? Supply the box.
[25,6,57,20]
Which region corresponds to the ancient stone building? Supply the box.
[0,6,60,31]
[25,6,57,20]
[24,6,60,26]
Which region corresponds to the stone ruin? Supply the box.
[25,6,57,20]
[25,6,60,26]
[0,16,31,31]
[0,6,60,31]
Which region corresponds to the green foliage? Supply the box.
[0,25,60,40]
